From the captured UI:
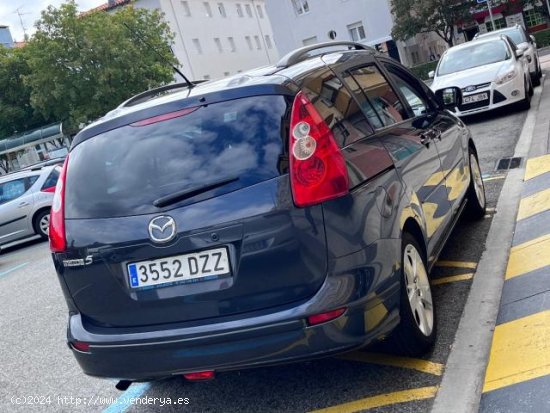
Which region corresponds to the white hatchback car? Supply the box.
[430,36,532,116]
[0,165,60,248]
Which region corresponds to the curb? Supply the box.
[430,76,547,413]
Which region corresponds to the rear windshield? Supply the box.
[65,95,288,219]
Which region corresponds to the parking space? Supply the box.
[0,99,532,412]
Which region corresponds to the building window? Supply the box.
[236,3,243,17]
[302,36,317,46]
[486,16,506,32]
[192,38,203,54]
[228,37,236,52]
[217,2,226,17]
[245,35,253,50]
[203,2,212,17]
[525,9,544,27]
[181,1,191,16]
[264,34,273,49]
[245,4,253,17]
[254,35,262,49]
[348,21,366,41]
[256,4,264,18]
[292,0,309,15]
[214,37,223,52]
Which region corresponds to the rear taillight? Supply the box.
[289,91,349,207]
[49,156,69,253]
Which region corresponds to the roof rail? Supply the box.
[118,81,207,108]
[276,41,376,68]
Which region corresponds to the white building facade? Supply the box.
[265,0,400,60]
[106,0,279,81]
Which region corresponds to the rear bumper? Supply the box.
[68,268,400,380]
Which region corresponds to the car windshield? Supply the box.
[481,30,525,46]
[437,41,511,76]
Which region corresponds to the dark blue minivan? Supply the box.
[50,42,486,383]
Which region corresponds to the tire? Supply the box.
[519,78,532,110]
[34,209,50,239]
[465,149,486,220]
[388,232,436,357]
[533,59,542,87]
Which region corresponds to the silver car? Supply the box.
[475,24,542,86]
[0,165,60,247]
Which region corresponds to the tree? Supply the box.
[391,0,473,47]
[0,46,47,139]
[391,0,540,48]
[24,1,177,132]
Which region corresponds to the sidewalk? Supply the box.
[432,56,550,413]
[479,60,550,412]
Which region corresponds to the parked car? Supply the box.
[474,24,542,86]
[50,41,486,384]
[430,36,532,116]
[0,165,60,248]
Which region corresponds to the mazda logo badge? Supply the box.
[148,216,177,243]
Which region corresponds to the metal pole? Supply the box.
[546,0,550,21]
[487,0,496,31]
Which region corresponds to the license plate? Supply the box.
[462,93,488,104]
[127,247,230,289]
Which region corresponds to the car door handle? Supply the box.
[18,202,30,208]
[420,133,432,147]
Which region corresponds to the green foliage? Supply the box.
[390,0,539,47]
[391,0,473,46]
[24,1,177,132]
[534,29,550,48]
[0,47,48,138]
[410,60,439,81]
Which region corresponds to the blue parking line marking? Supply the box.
[0,262,29,279]
[103,383,151,413]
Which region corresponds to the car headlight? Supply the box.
[495,69,517,85]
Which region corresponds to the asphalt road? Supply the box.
[0,100,530,413]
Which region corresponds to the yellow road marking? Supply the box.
[339,352,444,376]
[506,233,550,279]
[435,260,477,269]
[483,175,506,182]
[517,188,550,221]
[309,386,438,413]
[483,311,550,393]
[432,273,474,286]
[524,154,550,181]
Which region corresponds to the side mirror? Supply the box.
[530,35,536,44]
[436,87,460,110]
[428,70,435,79]
[516,49,524,58]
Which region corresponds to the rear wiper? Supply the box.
[153,176,240,208]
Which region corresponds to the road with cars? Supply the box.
[0,85,533,413]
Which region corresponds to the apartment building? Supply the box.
[0,25,14,48]
[265,0,401,61]
[91,0,279,80]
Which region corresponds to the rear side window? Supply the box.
[41,167,60,190]
[347,65,409,128]
[65,95,288,219]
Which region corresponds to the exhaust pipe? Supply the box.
[115,380,132,391]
